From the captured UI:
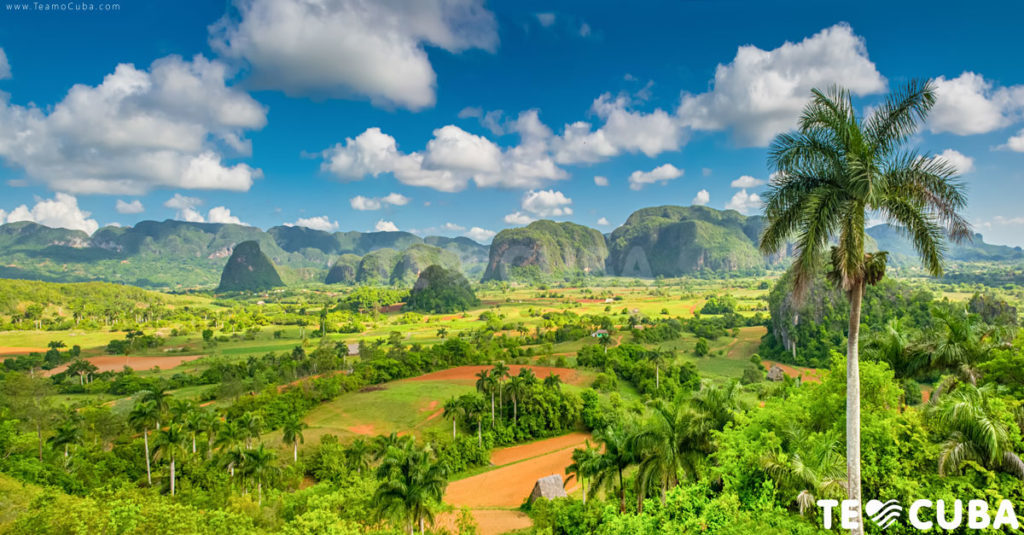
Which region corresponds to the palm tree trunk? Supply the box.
[453,418,457,439]
[144,428,152,486]
[419,516,424,535]
[170,457,176,496]
[258,480,262,506]
[192,434,196,454]
[490,391,495,427]
[294,441,298,463]
[513,398,518,425]
[618,468,626,513]
[477,418,482,447]
[656,364,660,390]
[846,280,864,535]
[582,477,586,505]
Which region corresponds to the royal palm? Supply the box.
[760,80,969,533]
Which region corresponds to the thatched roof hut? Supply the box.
[529,474,568,503]
[767,364,786,382]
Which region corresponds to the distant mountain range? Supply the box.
[0,207,1019,289]
[0,220,488,289]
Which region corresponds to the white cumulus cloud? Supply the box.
[553,93,686,164]
[0,55,266,194]
[286,216,339,232]
[350,192,411,211]
[535,12,555,27]
[503,211,535,225]
[725,189,763,215]
[321,111,566,192]
[465,226,496,243]
[677,23,887,146]
[692,189,710,206]
[929,72,1024,135]
[5,193,99,234]
[594,175,609,186]
[1007,129,1024,152]
[520,189,573,217]
[206,206,245,225]
[115,199,145,214]
[597,217,610,226]
[210,0,497,110]
[375,219,399,232]
[628,163,683,191]
[730,175,766,188]
[933,149,975,174]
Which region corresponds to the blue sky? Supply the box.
[0,0,1023,245]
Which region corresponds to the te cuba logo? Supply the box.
[817,498,1022,531]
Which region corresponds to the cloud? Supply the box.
[692,189,710,206]
[628,163,683,191]
[929,72,1024,135]
[535,12,555,27]
[349,192,411,211]
[442,222,466,231]
[593,175,609,186]
[4,193,99,234]
[677,23,886,146]
[206,206,244,225]
[579,22,591,37]
[597,217,610,226]
[503,211,535,225]
[0,55,266,194]
[521,189,573,217]
[1007,129,1024,152]
[0,48,9,80]
[465,226,496,243]
[163,194,244,224]
[730,175,766,188]
[115,199,145,214]
[210,0,497,110]
[320,111,566,191]
[286,216,339,232]
[702,168,712,177]
[725,189,763,215]
[553,93,686,164]
[933,149,975,174]
[374,219,399,232]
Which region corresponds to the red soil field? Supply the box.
[46,354,203,376]
[489,431,591,466]
[0,346,46,356]
[405,365,585,386]
[445,434,587,509]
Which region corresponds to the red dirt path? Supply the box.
[0,346,46,356]
[405,365,585,386]
[489,431,591,466]
[45,354,203,376]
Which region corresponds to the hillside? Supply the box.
[606,206,768,277]
[483,220,608,281]
[216,241,284,292]
[0,220,486,289]
[867,224,1024,266]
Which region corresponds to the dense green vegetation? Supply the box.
[483,220,609,281]
[405,265,480,313]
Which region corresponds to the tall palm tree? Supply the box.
[282,415,308,463]
[631,400,708,509]
[243,444,279,505]
[492,362,510,415]
[761,429,848,515]
[517,367,538,387]
[140,386,171,428]
[543,374,562,390]
[505,376,528,426]
[375,445,448,535]
[929,383,1024,480]
[759,80,970,532]
[927,306,995,385]
[346,437,372,475]
[153,423,188,496]
[374,432,413,460]
[48,419,82,462]
[238,412,262,449]
[591,422,636,513]
[474,370,497,426]
[566,440,600,505]
[129,400,158,486]
[863,318,928,381]
[442,397,463,439]
[459,393,485,446]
